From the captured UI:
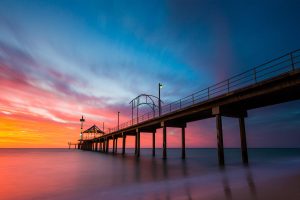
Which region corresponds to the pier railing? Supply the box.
[105,49,300,134]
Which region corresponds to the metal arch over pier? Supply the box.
[77,49,300,166]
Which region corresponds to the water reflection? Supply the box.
[245,167,257,199]
[4,148,300,200]
[222,172,232,200]
[182,160,193,200]
[103,150,259,200]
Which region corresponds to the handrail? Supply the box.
[96,49,300,136]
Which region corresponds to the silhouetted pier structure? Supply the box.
[67,142,78,149]
[78,49,300,166]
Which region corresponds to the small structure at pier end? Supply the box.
[78,125,105,151]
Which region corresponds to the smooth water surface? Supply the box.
[1,148,300,200]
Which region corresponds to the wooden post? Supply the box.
[137,130,140,157]
[182,127,186,159]
[239,117,249,164]
[152,131,156,157]
[163,126,167,159]
[95,141,98,151]
[135,133,137,155]
[115,138,118,153]
[106,139,109,153]
[122,133,126,155]
[113,138,116,155]
[216,115,225,166]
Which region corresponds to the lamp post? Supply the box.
[159,83,163,116]
[118,112,120,130]
[80,116,85,140]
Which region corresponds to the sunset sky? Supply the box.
[1,0,300,148]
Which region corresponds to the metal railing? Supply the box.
[104,49,300,134]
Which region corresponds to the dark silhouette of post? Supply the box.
[106,138,109,153]
[216,114,225,166]
[182,127,186,159]
[112,137,116,154]
[239,117,248,164]
[137,130,140,157]
[163,126,167,159]
[122,133,126,155]
[152,131,156,156]
[95,141,98,151]
[115,137,118,153]
[135,134,137,155]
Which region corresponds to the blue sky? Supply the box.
[0,0,300,147]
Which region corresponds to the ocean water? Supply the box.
[0,148,300,200]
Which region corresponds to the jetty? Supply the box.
[76,50,300,166]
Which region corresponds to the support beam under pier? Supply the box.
[163,126,167,159]
[95,141,98,151]
[113,138,116,155]
[135,134,137,155]
[216,114,225,166]
[137,130,140,157]
[182,127,186,159]
[152,131,156,157]
[239,117,248,164]
[122,133,126,155]
[106,139,109,153]
[115,138,118,153]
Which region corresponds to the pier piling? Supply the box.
[239,117,248,164]
[122,133,126,155]
[216,114,225,166]
[163,126,167,159]
[182,127,186,159]
[152,131,156,157]
[137,130,140,157]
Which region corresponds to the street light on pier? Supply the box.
[159,83,163,116]
[117,112,120,130]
